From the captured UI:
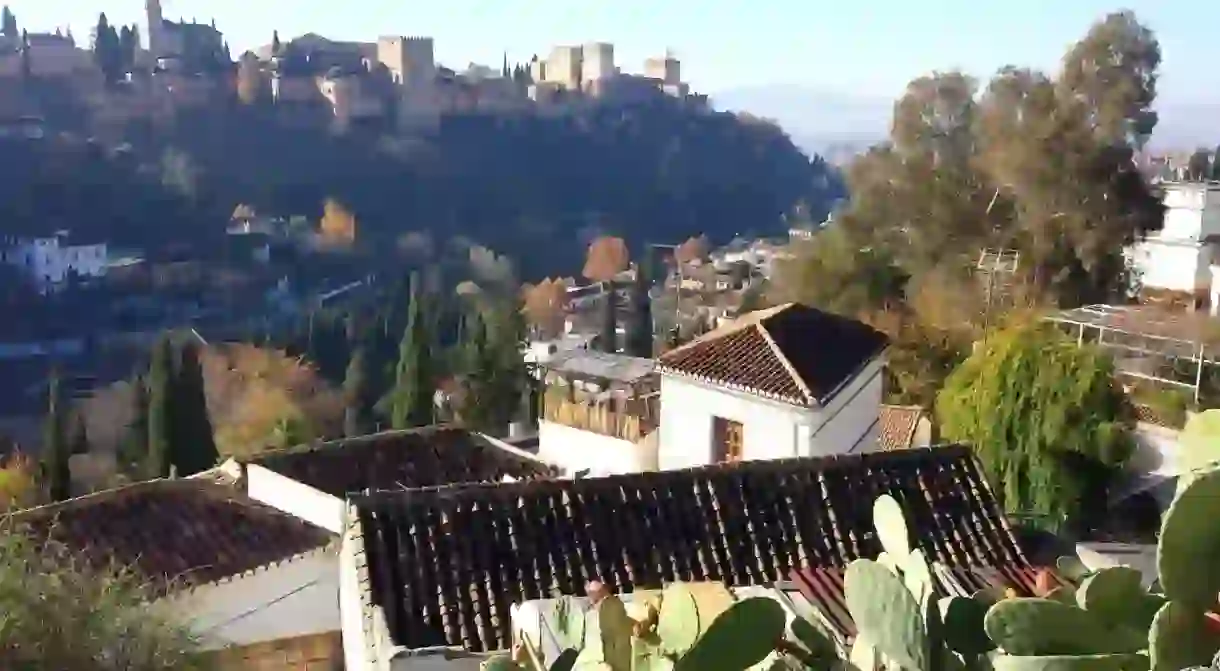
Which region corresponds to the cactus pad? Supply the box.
[1158,467,1220,609]
[984,598,1143,656]
[940,596,994,656]
[1148,600,1220,671]
[873,494,912,561]
[1077,566,1163,632]
[656,582,701,656]
[481,656,525,671]
[675,597,786,671]
[844,558,928,671]
[991,653,1148,671]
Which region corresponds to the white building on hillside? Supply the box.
[1,233,107,292]
[655,303,889,468]
[1129,182,1220,307]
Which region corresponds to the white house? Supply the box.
[1,233,107,292]
[655,303,889,470]
[1130,182,1220,305]
[535,349,659,475]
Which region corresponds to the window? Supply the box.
[712,416,744,463]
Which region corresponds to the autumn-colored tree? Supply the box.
[673,234,710,265]
[0,453,37,512]
[236,51,263,105]
[319,198,357,246]
[200,344,343,457]
[582,236,630,283]
[522,278,569,339]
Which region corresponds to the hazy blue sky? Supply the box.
[5,1,1218,103]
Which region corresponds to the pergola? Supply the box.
[1044,304,1220,402]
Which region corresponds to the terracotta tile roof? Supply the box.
[656,303,888,407]
[10,476,333,592]
[877,405,926,451]
[244,426,558,498]
[350,445,1026,653]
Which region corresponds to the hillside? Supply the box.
[3,96,844,279]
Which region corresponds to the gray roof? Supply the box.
[542,349,655,384]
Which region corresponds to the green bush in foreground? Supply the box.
[0,528,208,670]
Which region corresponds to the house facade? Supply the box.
[655,303,888,469]
[1130,182,1220,306]
[1,234,107,292]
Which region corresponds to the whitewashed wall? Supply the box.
[657,357,883,470]
[537,421,656,475]
[243,462,345,533]
[161,549,339,651]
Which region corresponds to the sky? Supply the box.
[5,0,1220,105]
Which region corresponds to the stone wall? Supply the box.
[204,631,343,670]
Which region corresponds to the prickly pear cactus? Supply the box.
[674,597,787,671]
[1177,410,1220,491]
[655,583,700,656]
[844,558,929,671]
[1158,467,1220,610]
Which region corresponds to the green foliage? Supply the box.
[0,528,208,669]
[390,273,436,429]
[454,300,528,434]
[342,346,375,437]
[626,260,654,358]
[171,340,219,476]
[146,337,175,479]
[600,287,619,354]
[40,370,70,502]
[936,319,1132,530]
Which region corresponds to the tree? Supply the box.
[1212,145,1220,181]
[625,258,653,358]
[91,13,122,82]
[599,286,618,354]
[0,453,37,512]
[522,278,568,339]
[454,302,528,434]
[41,371,70,502]
[0,531,206,669]
[145,337,175,479]
[342,347,375,437]
[673,235,709,265]
[936,319,1133,531]
[236,51,263,105]
[271,30,281,56]
[118,375,149,476]
[117,24,139,70]
[68,411,89,456]
[1186,148,1212,182]
[1,6,16,38]
[171,340,218,476]
[319,197,357,247]
[582,236,630,284]
[389,273,435,428]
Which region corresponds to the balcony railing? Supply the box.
[540,386,658,443]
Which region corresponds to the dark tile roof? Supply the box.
[656,303,889,407]
[10,476,333,591]
[244,426,558,498]
[350,445,1027,653]
[878,405,926,451]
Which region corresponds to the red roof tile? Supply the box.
[878,405,926,451]
[11,476,333,591]
[657,303,888,406]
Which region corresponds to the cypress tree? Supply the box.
[390,273,435,429]
[599,285,617,354]
[118,374,149,476]
[41,370,71,502]
[172,340,218,476]
[68,411,90,456]
[343,346,374,437]
[625,257,654,358]
[146,336,175,479]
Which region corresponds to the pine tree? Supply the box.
[625,257,654,358]
[390,273,435,429]
[171,340,218,476]
[145,336,175,479]
[456,311,496,432]
[599,286,617,353]
[118,374,149,476]
[41,370,71,502]
[343,347,374,437]
[1,6,16,38]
